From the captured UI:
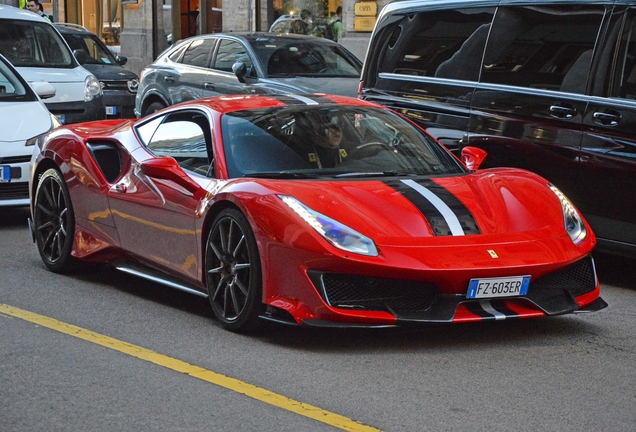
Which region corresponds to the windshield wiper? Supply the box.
[334,170,419,178]
[244,171,322,179]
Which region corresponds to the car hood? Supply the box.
[257,76,360,97]
[259,169,570,248]
[15,66,91,84]
[0,100,51,142]
[82,64,138,81]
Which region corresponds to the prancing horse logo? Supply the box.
[488,250,498,258]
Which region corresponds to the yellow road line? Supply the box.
[0,303,382,432]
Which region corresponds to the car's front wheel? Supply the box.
[144,101,166,116]
[33,168,77,273]
[205,208,263,332]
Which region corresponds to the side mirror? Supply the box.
[73,49,88,65]
[30,81,56,99]
[232,61,248,84]
[116,55,128,66]
[140,157,200,193]
[461,146,488,170]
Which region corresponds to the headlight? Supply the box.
[84,75,102,101]
[549,184,586,244]
[279,195,378,256]
[127,78,139,93]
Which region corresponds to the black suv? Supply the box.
[55,23,138,118]
[361,0,636,259]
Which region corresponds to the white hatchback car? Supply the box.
[0,53,59,206]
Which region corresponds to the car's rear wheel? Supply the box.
[205,208,263,332]
[144,101,166,116]
[33,168,77,273]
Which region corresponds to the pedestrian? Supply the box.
[26,0,51,22]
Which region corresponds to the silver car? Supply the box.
[135,32,362,117]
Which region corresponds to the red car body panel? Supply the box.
[29,95,605,327]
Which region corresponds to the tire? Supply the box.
[33,168,77,273]
[144,101,166,116]
[205,208,263,332]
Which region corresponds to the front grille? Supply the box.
[529,256,596,303]
[102,81,132,91]
[0,155,31,164]
[313,272,438,313]
[0,181,29,200]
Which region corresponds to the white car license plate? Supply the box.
[1,165,10,182]
[106,106,117,115]
[57,114,65,124]
[467,276,530,299]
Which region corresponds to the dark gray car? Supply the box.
[55,23,139,119]
[135,32,362,117]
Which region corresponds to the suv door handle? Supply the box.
[549,104,577,119]
[164,76,175,83]
[204,83,215,90]
[593,110,621,126]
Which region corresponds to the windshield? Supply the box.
[250,38,360,77]
[0,58,36,102]
[63,34,118,65]
[222,106,464,179]
[0,19,73,68]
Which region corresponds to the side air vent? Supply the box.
[86,141,123,183]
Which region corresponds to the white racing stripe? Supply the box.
[479,300,507,320]
[286,94,319,105]
[401,179,464,236]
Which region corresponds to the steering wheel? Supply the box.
[350,142,388,159]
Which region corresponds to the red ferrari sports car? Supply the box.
[28,94,606,331]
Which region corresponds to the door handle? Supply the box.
[593,111,621,126]
[204,82,215,90]
[164,76,175,83]
[549,104,577,119]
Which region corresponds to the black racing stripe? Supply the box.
[464,302,493,319]
[384,179,451,236]
[411,179,481,235]
[490,300,520,318]
[270,95,309,106]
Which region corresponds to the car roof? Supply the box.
[0,4,50,22]
[175,32,339,46]
[158,94,380,115]
[53,23,93,35]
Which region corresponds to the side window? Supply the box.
[146,111,213,175]
[212,39,253,73]
[481,5,605,93]
[181,38,216,68]
[610,9,636,100]
[168,42,190,62]
[377,8,495,81]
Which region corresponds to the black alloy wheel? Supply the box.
[33,168,77,272]
[205,208,263,332]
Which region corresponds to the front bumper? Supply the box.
[45,96,105,124]
[102,88,136,119]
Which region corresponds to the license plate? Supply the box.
[58,114,65,124]
[467,276,530,299]
[1,165,9,182]
[106,106,117,115]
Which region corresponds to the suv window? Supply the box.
[212,39,252,72]
[376,8,495,81]
[181,38,215,68]
[480,5,605,93]
[0,19,73,68]
[611,9,636,100]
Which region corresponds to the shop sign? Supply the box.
[354,17,377,32]
[354,2,378,17]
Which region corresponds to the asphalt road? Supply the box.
[1,206,635,432]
